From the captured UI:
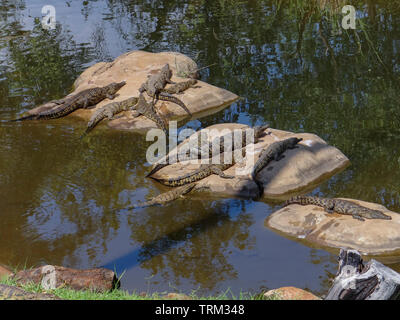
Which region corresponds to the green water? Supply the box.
[0,0,399,296]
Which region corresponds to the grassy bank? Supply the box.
[0,275,270,300]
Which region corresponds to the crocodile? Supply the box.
[282,196,392,221]
[152,163,235,187]
[251,137,303,181]
[81,96,138,137]
[12,81,126,121]
[139,64,192,116]
[125,183,197,210]
[147,124,269,177]
[150,149,245,187]
[162,79,199,94]
[131,93,168,135]
[139,63,175,97]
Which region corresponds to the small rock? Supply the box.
[13,265,117,293]
[163,292,193,300]
[264,287,321,300]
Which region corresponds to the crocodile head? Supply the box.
[161,64,173,79]
[106,81,126,95]
[287,137,303,146]
[254,124,270,138]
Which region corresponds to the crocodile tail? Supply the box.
[79,127,91,140]
[158,93,192,116]
[146,163,168,177]
[283,195,321,207]
[10,114,39,122]
[254,179,264,198]
[283,195,306,207]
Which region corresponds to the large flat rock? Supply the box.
[26,51,239,132]
[266,199,400,255]
[149,123,350,199]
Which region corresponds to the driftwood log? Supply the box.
[325,249,400,300]
[13,265,118,293]
[0,284,60,300]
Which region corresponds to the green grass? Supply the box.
[0,274,274,300]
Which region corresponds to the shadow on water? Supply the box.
[103,203,233,274]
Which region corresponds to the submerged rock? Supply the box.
[149,123,350,199]
[26,51,239,133]
[266,198,400,255]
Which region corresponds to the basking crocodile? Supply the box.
[162,79,199,94]
[131,93,168,135]
[81,96,138,137]
[251,137,303,180]
[12,81,126,121]
[139,64,192,116]
[282,196,392,221]
[139,63,175,97]
[147,124,269,177]
[152,163,235,187]
[150,149,245,187]
[126,183,197,210]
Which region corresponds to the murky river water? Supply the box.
[0,0,400,297]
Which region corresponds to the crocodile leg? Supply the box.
[352,214,365,221]
[274,154,285,161]
[83,97,90,109]
[131,110,141,118]
[109,114,124,120]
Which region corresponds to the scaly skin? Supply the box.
[139,63,175,97]
[251,137,303,180]
[132,93,168,135]
[82,96,138,137]
[12,81,126,121]
[126,183,197,210]
[139,64,192,116]
[153,163,234,187]
[147,124,269,177]
[151,149,245,187]
[162,79,199,94]
[283,196,392,221]
[151,91,192,116]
